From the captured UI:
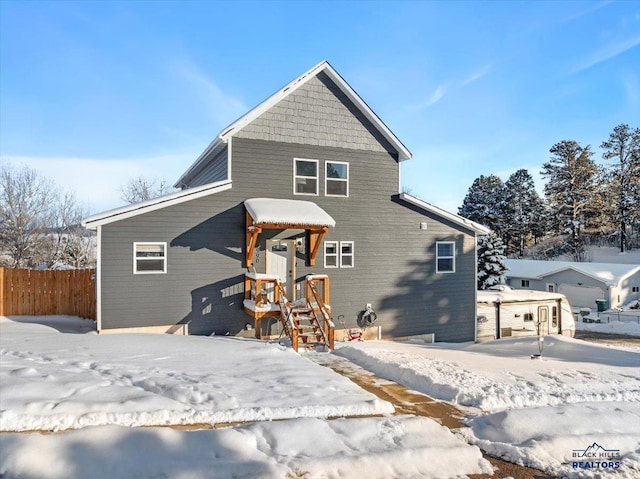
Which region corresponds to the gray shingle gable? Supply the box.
[234,73,396,155]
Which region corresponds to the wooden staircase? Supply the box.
[275,278,334,352]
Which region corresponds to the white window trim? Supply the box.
[293,158,319,196]
[436,241,455,273]
[339,241,354,268]
[325,160,349,197]
[324,241,339,268]
[546,283,555,292]
[133,242,167,274]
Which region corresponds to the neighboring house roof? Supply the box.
[82,180,232,229]
[504,259,640,287]
[398,193,491,235]
[478,287,567,304]
[175,60,413,188]
[244,198,336,227]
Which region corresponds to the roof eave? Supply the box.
[83,180,233,229]
[398,193,491,235]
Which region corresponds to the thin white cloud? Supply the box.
[2,154,192,214]
[427,84,447,106]
[573,34,640,73]
[460,65,491,87]
[623,74,640,106]
[174,60,248,126]
[560,0,613,24]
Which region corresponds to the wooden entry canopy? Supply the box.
[244,198,336,267]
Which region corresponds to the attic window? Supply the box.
[294,158,318,195]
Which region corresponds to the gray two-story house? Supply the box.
[83,61,489,343]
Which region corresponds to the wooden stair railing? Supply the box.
[305,277,335,350]
[273,279,334,352]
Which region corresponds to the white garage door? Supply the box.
[558,284,605,309]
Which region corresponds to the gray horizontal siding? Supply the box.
[182,149,228,188]
[100,139,477,341]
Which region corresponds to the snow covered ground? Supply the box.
[2,315,639,478]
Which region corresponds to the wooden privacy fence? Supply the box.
[0,268,96,319]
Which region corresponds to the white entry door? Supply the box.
[266,240,295,299]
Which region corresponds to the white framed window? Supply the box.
[340,241,354,267]
[521,279,530,288]
[324,241,338,268]
[324,241,354,268]
[133,242,167,274]
[436,241,455,273]
[325,161,349,197]
[547,283,555,292]
[293,158,319,195]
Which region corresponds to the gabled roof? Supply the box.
[504,259,640,287]
[244,198,335,227]
[398,193,491,235]
[175,60,412,188]
[82,180,232,229]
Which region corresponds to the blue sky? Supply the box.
[1,0,639,214]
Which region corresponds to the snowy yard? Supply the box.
[1,315,639,478]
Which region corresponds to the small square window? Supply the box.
[326,161,349,197]
[134,242,167,274]
[524,313,533,322]
[436,241,455,273]
[632,286,639,293]
[521,280,530,288]
[294,159,318,195]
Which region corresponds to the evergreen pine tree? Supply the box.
[458,175,506,237]
[477,232,507,290]
[600,124,640,252]
[541,140,599,239]
[503,169,547,256]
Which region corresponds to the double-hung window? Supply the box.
[293,158,319,195]
[324,241,354,268]
[325,161,349,197]
[134,242,167,274]
[436,241,455,273]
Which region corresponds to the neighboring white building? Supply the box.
[504,259,640,310]
[477,286,575,342]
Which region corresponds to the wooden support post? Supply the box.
[245,212,261,268]
[291,328,299,352]
[244,275,251,300]
[308,227,329,266]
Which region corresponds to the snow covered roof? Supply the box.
[398,193,491,235]
[244,198,336,227]
[504,259,640,286]
[477,288,567,304]
[175,60,413,187]
[83,180,232,229]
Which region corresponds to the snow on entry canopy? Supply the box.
[244,198,336,227]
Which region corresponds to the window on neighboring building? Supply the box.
[547,283,555,292]
[521,280,530,288]
[633,286,639,293]
[325,161,349,197]
[134,242,167,274]
[436,241,455,273]
[293,159,318,195]
[340,241,354,267]
[324,241,338,268]
[524,313,533,322]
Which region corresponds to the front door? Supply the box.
[266,239,295,299]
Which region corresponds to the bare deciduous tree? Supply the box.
[120,176,174,204]
[0,163,56,267]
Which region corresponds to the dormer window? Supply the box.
[326,161,349,197]
[293,158,319,195]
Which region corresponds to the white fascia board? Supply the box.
[83,180,232,229]
[321,63,412,162]
[399,193,491,235]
